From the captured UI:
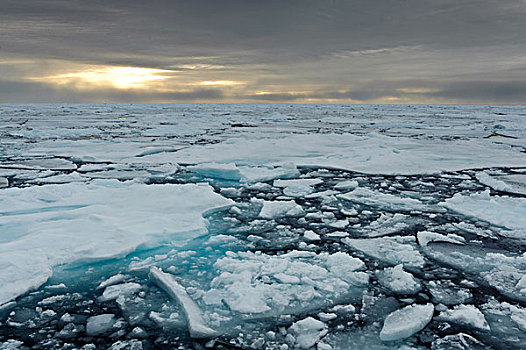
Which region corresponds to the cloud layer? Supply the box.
[1,0,526,104]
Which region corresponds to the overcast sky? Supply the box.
[1,0,526,104]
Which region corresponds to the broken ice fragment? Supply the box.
[334,180,359,191]
[437,304,490,331]
[376,264,421,295]
[188,162,242,181]
[259,200,305,219]
[273,178,323,197]
[289,317,327,349]
[379,303,434,341]
[86,314,116,336]
[343,236,425,268]
[149,267,218,339]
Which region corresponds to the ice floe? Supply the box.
[343,236,426,268]
[442,190,526,238]
[379,303,434,341]
[0,181,233,305]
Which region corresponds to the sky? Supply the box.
[1,0,526,104]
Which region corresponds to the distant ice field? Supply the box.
[0,104,525,349]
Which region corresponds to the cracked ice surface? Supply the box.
[0,181,233,305]
[1,104,526,350]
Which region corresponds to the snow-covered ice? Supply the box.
[379,303,434,341]
[437,304,490,331]
[0,104,525,349]
[343,236,426,268]
[0,181,233,305]
[149,267,218,339]
[442,190,526,239]
[376,264,421,295]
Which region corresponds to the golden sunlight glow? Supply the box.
[198,80,243,86]
[30,66,173,89]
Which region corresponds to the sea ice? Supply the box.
[273,178,323,197]
[149,267,218,339]
[288,317,327,349]
[376,264,421,295]
[437,304,490,331]
[259,200,305,219]
[337,188,431,212]
[343,236,426,268]
[0,181,233,305]
[201,250,367,318]
[334,180,359,191]
[379,303,434,341]
[442,190,526,239]
[188,163,242,181]
[99,283,143,302]
[86,314,116,336]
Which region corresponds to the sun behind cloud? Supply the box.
[30,66,174,89]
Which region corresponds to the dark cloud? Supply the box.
[426,81,526,104]
[1,0,526,103]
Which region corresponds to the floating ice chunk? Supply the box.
[149,311,185,329]
[203,251,366,318]
[334,180,359,191]
[379,303,434,341]
[45,283,67,291]
[438,305,490,331]
[303,230,320,241]
[86,314,116,336]
[206,234,242,246]
[480,299,526,346]
[99,283,143,302]
[239,163,300,183]
[0,177,8,188]
[108,340,143,350]
[273,178,323,197]
[188,162,242,181]
[343,236,426,268]
[419,239,526,302]
[327,219,349,229]
[317,342,333,350]
[0,339,23,349]
[442,190,526,238]
[417,231,465,247]
[330,304,356,314]
[259,200,305,219]
[149,267,218,339]
[318,312,337,321]
[426,280,472,306]
[376,264,421,294]
[136,146,179,157]
[98,274,130,289]
[476,172,519,193]
[359,213,410,238]
[431,333,485,350]
[325,252,365,281]
[338,188,431,212]
[289,317,327,349]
